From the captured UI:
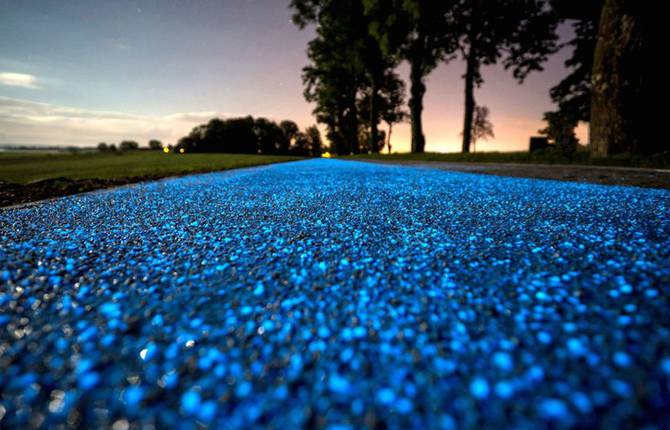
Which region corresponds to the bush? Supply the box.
[119,140,140,151]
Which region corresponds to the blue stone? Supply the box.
[470,377,490,399]
[538,398,570,420]
[492,352,513,371]
[494,381,514,398]
[123,386,144,406]
[376,388,395,405]
[181,390,201,415]
[78,372,100,390]
[328,374,351,395]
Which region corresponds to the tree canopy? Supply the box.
[173,117,311,156]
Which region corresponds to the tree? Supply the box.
[119,140,139,151]
[255,118,284,154]
[540,1,602,150]
[97,142,108,152]
[589,0,649,156]
[279,120,300,154]
[454,0,558,153]
[292,0,365,155]
[221,116,258,153]
[470,105,494,152]
[148,139,163,150]
[365,0,457,153]
[177,117,258,154]
[539,110,578,156]
[305,125,323,156]
[378,71,407,153]
[548,0,602,124]
[291,132,312,156]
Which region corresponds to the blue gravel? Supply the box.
[1,159,670,428]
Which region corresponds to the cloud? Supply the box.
[0,96,238,146]
[0,72,40,89]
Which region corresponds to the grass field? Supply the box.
[0,151,301,184]
[345,150,670,169]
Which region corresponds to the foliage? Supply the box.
[470,105,494,150]
[454,0,559,153]
[305,125,324,156]
[119,140,140,151]
[539,110,579,157]
[255,118,285,155]
[548,0,603,122]
[148,139,163,150]
[364,0,458,153]
[175,117,318,156]
[540,0,602,150]
[292,0,409,155]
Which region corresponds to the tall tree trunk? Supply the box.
[369,80,380,153]
[590,0,648,156]
[461,45,477,153]
[387,122,393,154]
[409,59,426,153]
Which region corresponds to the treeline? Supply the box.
[98,140,163,151]
[290,0,649,158]
[175,117,323,157]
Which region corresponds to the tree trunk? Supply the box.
[387,123,393,154]
[590,0,648,156]
[461,46,477,153]
[369,80,380,153]
[409,60,426,153]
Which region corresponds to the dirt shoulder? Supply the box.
[0,176,168,208]
[362,160,670,190]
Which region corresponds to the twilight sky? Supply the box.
[0,0,586,152]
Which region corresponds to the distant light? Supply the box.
[179,148,185,154]
[322,152,331,158]
[163,147,169,153]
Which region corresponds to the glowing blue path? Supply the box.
[1,159,670,428]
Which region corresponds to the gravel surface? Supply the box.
[1,159,670,429]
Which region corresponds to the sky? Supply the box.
[0,0,586,152]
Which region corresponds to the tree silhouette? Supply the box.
[365,0,457,153]
[470,105,494,152]
[148,139,163,150]
[305,125,323,156]
[539,110,578,156]
[454,0,558,153]
[292,0,365,155]
[540,1,602,148]
[255,118,284,155]
[590,0,650,156]
[293,0,409,155]
[378,71,407,153]
[119,140,139,151]
[279,120,300,154]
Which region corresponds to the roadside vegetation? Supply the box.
[0,151,300,206]
[290,0,649,161]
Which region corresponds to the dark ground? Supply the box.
[360,160,670,190]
